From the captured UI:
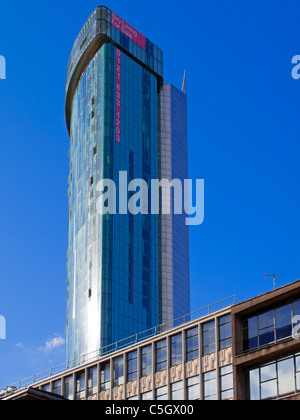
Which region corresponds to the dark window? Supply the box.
[275,304,292,340]
[258,311,275,346]
[243,317,258,352]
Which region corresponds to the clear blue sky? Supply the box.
[0,0,300,388]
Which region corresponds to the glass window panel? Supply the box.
[259,326,275,347]
[249,369,260,401]
[100,362,110,391]
[220,323,232,341]
[65,376,73,400]
[114,356,124,387]
[296,355,300,373]
[187,376,200,400]
[221,389,234,400]
[296,372,300,391]
[277,357,295,396]
[142,345,152,377]
[293,300,300,317]
[156,339,167,372]
[127,350,138,382]
[186,328,199,361]
[261,379,277,400]
[243,317,258,351]
[171,381,183,400]
[76,371,85,400]
[219,315,231,326]
[203,322,215,355]
[42,383,50,392]
[204,371,217,400]
[221,373,233,392]
[260,363,276,382]
[171,334,182,366]
[275,305,292,340]
[156,386,168,400]
[88,367,97,396]
[259,311,274,330]
[53,380,62,396]
[142,391,153,400]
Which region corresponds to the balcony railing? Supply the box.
[0,295,236,398]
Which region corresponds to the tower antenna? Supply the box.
[264,272,286,290]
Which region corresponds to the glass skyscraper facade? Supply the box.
[65,6,190,364]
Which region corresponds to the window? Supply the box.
[42,383,50,392]
[53,379,62,396]
[275,304,292,341]
[156,386,168,400]
[88,366,97,396]
[171,381,183,400]
[113,356,124,387]
[203,370,217,400]
[186,328,199,361]
[220,365,233,400]
[171,334,182,366]
[243,317,258,351]
[296,353,300,390]
[76,371,85,400]
[219,315,232,349]
[127,351,138,382]
[141,391,153,400]
[142,345,152,377]
[100,362,110,391]
[278,357,294,396]
[187,376,200,400]
[260,363,277,399]
[258,311,275,347]
[156,339,167,372]
[243,300,300,353]
[65,376,73,400]
[203,321,215,355]
[245,353,300,400]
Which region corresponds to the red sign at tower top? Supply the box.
[111,12,146,51]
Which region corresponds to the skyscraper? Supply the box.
[65,6,190,364]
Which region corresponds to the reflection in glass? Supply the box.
[171,334,182,366]
[243,317,258,351]
[142,345,152,377]
[276,305,292,340]
[127,351,138,382]
[113,356,124,387]
[187,376,200,400]
[186,328,199,361]
[260,363,276,382]
[100,362,110,391]
[156,339,167,371]
[261,379,277,400]
[204,370,217,400]
[277,357,295,396]
[203,321,215,355]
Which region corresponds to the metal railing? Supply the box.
[0,295,236,397]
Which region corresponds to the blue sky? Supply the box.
[0,0,300,388]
